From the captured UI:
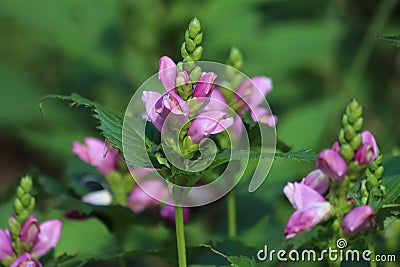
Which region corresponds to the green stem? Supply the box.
[227,191,237,237]
[368,234,377,267]
[175,205,187,267]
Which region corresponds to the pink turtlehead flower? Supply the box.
[19,215,40,246]
[11,253,42,267]
[142,91,189,132]
[128,180,170,213]
[315,149,347,181]
[0,216,62,261]
[160,204,190,224]
[193,72,217,98]
[301,169,330,196]
[187,111,233,143]
[72,137,119,176]
[158,56,177,91]
[354,131,379,165]
[342,205,375,235]
[283,182,332,239]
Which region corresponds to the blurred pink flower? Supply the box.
[11,253,42,267]
[0,229,13,261]
[301,169,330,196]
[160,204,190,224]
[128,180,170,213]
[72,137,119,176]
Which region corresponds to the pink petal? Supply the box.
[193,72,217,98]
[128,180,169,213]
[158,56,177,91]
[316,149,348,181]
[285,202,331,240]
[250,107,277,126]
[302,169,330,196]
[10,253,42,267]
[283,182,327,210]
[0,228,13,261]
[72,141,90,163]
[31,220,63,258]
[19,215,40,245]
[342,205,375,235]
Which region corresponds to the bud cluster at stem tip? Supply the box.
[178,17,203,84]
[338,98,364,163]
[9,176,35,242]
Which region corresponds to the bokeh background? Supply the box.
[0,0,399,266]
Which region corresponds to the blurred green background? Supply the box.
[0,0,399,266]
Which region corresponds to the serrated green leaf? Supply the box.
[40,93,155,168]
[377,34,400,47]
[201,243,262,267]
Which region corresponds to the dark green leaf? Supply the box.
[377,34,400,47]
[44,252,78,267]
[40,93,155,168]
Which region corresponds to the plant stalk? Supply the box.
[175,205,187,267]
[227,191,237,237]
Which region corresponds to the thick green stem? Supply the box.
[175,205,187,267]
[227,191,237,237]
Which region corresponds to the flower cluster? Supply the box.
[0,177,62,267]
[72,137,190,223]
[284,99,381,240]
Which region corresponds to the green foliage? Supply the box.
[378,34,400,47]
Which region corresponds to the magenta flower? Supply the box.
[158,56,177,91]
[0,216,62,262]
[192,72,217,98]
[0,229,13,261]
[72,137,119,176]
[128,180,170,213]
[283,182,332,239]
[142,91,189,132]
[11,253,42,267]
[187,111,233,143]
[160,204,190,224]
[342,205,375,235]
[19,215,40,246]
[301,169,330,196]
[315,149,347,181]
[354,131,379,165]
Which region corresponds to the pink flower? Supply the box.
[72,137,119,176]
[341,205,375,235]
[11,253,42,267]
[204,89,228,112]
[158,56,177,91]
[0,216,62,261]
[301,169,330,196]
[187,111,233,143]
[160,204,190,224]
[315,149,347,181]
[192,72,217,98]
[19,215,40,246]
[0,229,13,261]
[128,180,170,213]
[283,182,332,239]
[354,131,379,165]
[142,91,189,132]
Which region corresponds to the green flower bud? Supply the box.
[194,32,203,45]
[21,176,33,193]
[342,114,349,127]
[344,125,356,141]
[338,129,346,144]
[14,199,24,214]
[375,154,383,165]
[21,194,31,206]
[347,113,358,124]
[181,43,189,58]
[340,144,354,161]
[355,106,363,118]
[183,60,195,71]
[228,47,244,70]
[350,134,362,150]
[189,66,202,82]
[353,117,364,131]
[349,99,359,112]
[185,39,196,52]
[188,17,201,37]
[374,166,384,180]
[17,186,25,198]
[367,176,379,189]
[191,47,203,61]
